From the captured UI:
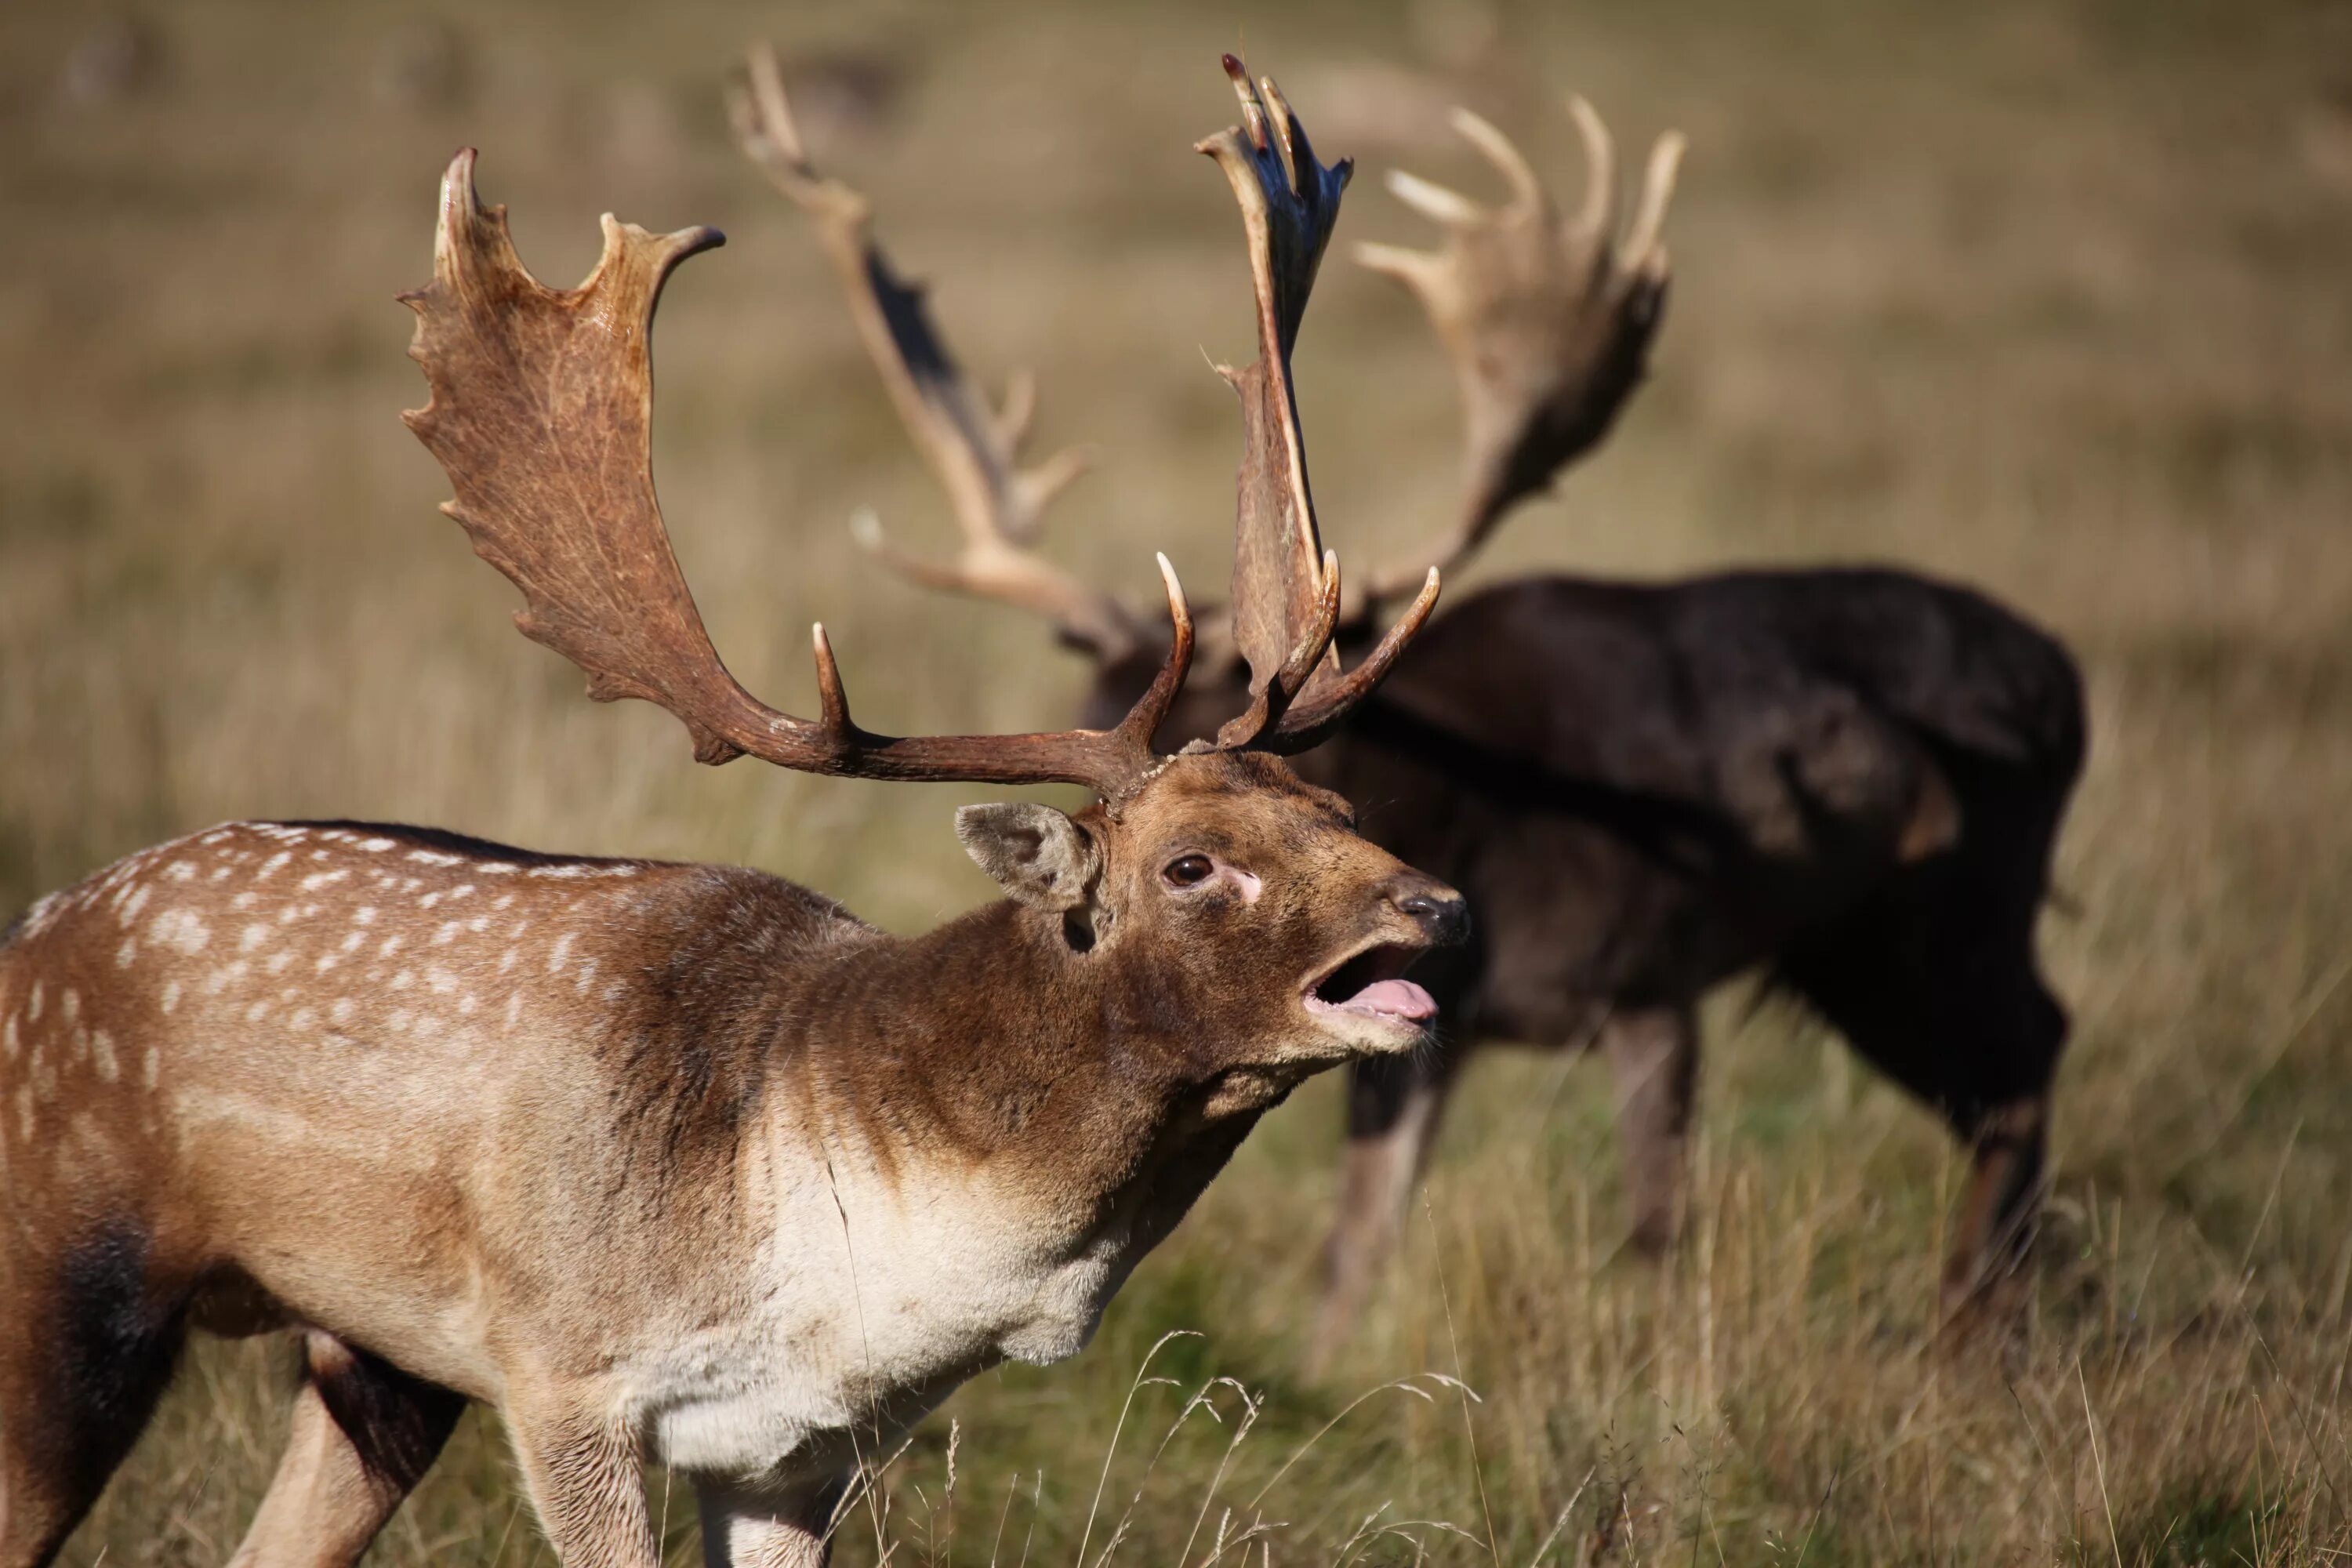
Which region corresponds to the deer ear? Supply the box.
[956,803,1102,913]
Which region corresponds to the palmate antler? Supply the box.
[401,57,1434,800]
[1198,56,1441,751]
[401,151,1193,797]
[1355,96,1683,606]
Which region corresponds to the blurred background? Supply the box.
[5,0,2350,1561]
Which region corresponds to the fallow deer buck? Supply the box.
[748,62,2087,1354]
[0,58,1465,1567]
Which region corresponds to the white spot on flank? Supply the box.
[118,884,151,924]
[492,894,516,910]
[531,863,590,880]
[419,891,443,910]
[355,906,378,926]
[339,931,365,954]
[153,909,211,955]
[91,1030,118,1083]
[361,837,395,852]
[390,970,415,991]
[503,992,523,1031]
[432,920,462,946]
[245,1000,270,1022]
[160,980,182,1015]
[547,932,575,974]
[310,848,330,861]
[481,862,519,876]
[378,935,405,959]
[291,1005,317,1029]
[498,947,518,975]
[2,1014,18,1059]
[330,998,354,1025]
[574,958,599,994]
[198,829,234,845]
[266,951,295,975]
[466,916,489,934]
[230,891,258,911]
[164,862,197,883]
[407,849,463,867]
[299,869,349,891]
[205,961,250,995]
[60,989,80,1025]
[143,1047,161,1088]
[27,983,42,1022]
[314,953,341,974]
[115,937,139,969]
[240,924,274,953]
[209,866,232,882]
[256,851,292,881]
[427,968,458,995]
[459,993,478,1016]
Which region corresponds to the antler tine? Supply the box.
[1352,94,1684,608]
[403,149,1192,799]
[730,43,1141,661]
[1566,95,1617,238]
[1197,53,1352,715]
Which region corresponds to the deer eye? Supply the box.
[1161,854,1214,889]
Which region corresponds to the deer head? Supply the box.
[400,60,1461,1066]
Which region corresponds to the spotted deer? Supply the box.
[0,59,1468,1567]
[759,63,2085,1356]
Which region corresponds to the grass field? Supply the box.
[5,0,2352,1561]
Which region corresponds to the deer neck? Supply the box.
[730,897,1268,1368]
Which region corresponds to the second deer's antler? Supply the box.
[729,44,1142,661]
[1356,96,1683,605]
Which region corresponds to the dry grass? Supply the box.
[5,0,2351,1561]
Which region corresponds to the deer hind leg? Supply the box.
[226,1332,464,1567]
[0,1221,189,1568]
[1603,1004,1700,1257]
[1940,1089,2052,1326]
[1308,1044,1465,1370]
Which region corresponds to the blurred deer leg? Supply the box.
[696,1475,846,1568]
[1604,1004,1698,1256]
[1310,1044,1464,1367]
[228,1333,464,1567]
[1940,1094,2049,1325]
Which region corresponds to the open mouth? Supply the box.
[1303,941,1436,1027]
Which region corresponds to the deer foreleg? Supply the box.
[1309,1047,1462,1369]
[695,1475,848,1568]
[1603,1005,1699,1256]
[505,1386,658,1568]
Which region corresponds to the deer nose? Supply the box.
[1386,877,1470,946]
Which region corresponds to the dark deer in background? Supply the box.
[748,66,2085,1356]
[0,60,1467,1567]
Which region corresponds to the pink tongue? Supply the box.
[1340,978,1437,1021]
